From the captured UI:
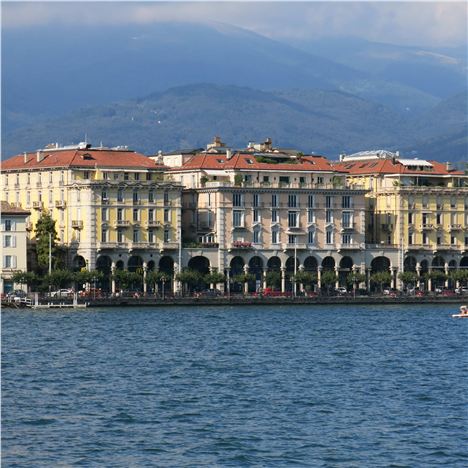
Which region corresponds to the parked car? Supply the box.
[455,287,468,295]
[8,290,27,302]
[335,287,348,295]
[198,289,223,297]
[50,289,73,298]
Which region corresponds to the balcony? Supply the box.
[26,221,33,231]
[198,223,213,231]
[337,243,359,250]
[72,220,83,229]
[232,224,247,230]
[341,223,356,232]
[380,223,393,232]
[287,224,302,231]
[283,243,307,250]
[55,200,66,209]
[147,220,162,228]
[35,182,42,188]
[159,242,179,250]
[115,220,130,227]
[230,241,252,249]
[420,224,434,230]
[450,224,462,230]
[32,201,43,210]
[101,198,110,205]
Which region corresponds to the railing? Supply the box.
[202,181,366,190]
[32,201,43,210]
[450,224,462,230]
[147,220,162,227]
[72,220,83,229]
[341,223,356,231]
[366,243,399,249]
[337,243,359,250]
[159,242,179,249]
[230,241,252,249]
[55,200,66,209]
[101,198,110,204]
[115,220,130,226]
[282,243,307,249]
[380,223,393,231]
[420,224,434,230]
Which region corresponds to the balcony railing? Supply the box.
[282,243,307,250]
[147,220,162,227]
[72,220,83,229]
[159,242,179,250]
[341,223,356,231]
[337,243,359,250]
[230,241,252,249]
[32,201,43,210]
[115,220,130,227]
[55,200,66,209]
[450,224,462,230]
[420,224,434,230]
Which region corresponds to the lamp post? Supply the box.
[92,275,97,300]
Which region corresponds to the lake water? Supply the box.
[2,304,467,467]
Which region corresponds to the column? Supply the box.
[444,263,449,288]
[143,262,148,295]
[317,266,322,291]
[416,263,421,290]
[111,262,116,295]
[243,265,249,294]
[299,265,304,293]
[209,266,214,289]
[281,267,286,293]
[366,268,371,292]
[226,267,231,297]
[262,268,267,290]
[173,261,180,294]
[391,266,398,290]
[427,268,432,292]
[334,266,339,290]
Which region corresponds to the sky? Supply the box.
[2,1,467,49]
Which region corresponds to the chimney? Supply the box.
[396,151,400,158]
[36,150,44,163]
[226,148,232,159]
[339,153,346,162]
[23,152,28,163]
[446,161,452,172]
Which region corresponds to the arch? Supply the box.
[116,260,125,270]
[267,256,281,271]
[72,255,86,271]
[96,255,112,274]
[128,255,143,273]
[322,256,335,271]
[339,256,353,270]
[404,256,417,272]
[285,256,299,273]
[460,256,468,268]
[448,259,457,269]
[188,256,210,275]
[432,255,445,269]
[371,256,390,273]
[248,256,264,280]
[147,260,156,271]
[159,256,174,274]
[230,256,245,276]
[303,256,318,272]
[420,259,429,274]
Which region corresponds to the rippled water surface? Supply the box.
[2,304,467,466]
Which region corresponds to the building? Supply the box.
[160,137,369,292]
[1,202,30,294]
[336,150,468,289]
[1,143,183,290]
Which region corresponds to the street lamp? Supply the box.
[92,275,97,300]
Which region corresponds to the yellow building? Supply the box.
[336,150,468,289]
[1,143,183,279]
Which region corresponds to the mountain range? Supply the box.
[2,22,467,161]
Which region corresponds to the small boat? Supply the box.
[452,305,468,318]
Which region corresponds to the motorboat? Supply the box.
[452,305,468,318]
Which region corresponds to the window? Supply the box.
[279,176,290,185]
[148,190,154,203]
[271,209,278,223]
[49,172,53,183]
[233,193,243,207]
[263,176,270,183]
[101,190,108,202]
[133,229,139,243]
[422,195,428,208]
[103,172,109,180]
[308,195,314,208]
[146,173,152,181]
[253,227,261,244]
[134,173,140,181]
[342,196,351,208]
[117,189,124,202]
[83,171,90,180]
[342,212,352,228]
[27,173,31,185]
[436,213,442,225]
[308,209,315,224]
[422,213,428,225]
[342,234,352,244]
[133,209,139,222]
[253,194,260,207]
[326,210,333,223]
[3,255,16,268]
[326,196,333,208]
[308,229,315,245]
[114,173,119,180]
[101,228,108,242]
[253,209,260,223]
[124,172,129,180]
[148,230,155,243]
[164,191,169,205]
[272,229,279,244]
[148,209,154,222]
[288,194,297,208]
[450,196,456,208]
[133,190,139,204]
[101,208,108,222]
[233,210,244,227]
[408,233,413,245]
[326,229,333,244]
[77,190,81,203]
[288,211,299,228]
[164,209,170,223]
[3,235,16,247]
[317,177,323,185]
[299,177,305,184]
[422,232,428,244]
[451,235,456,245]
[408,212,413,224]
[288,234,297,244]
[271,194,278,207]
[117,229,124,243]
[164,229,170,242]
[117,208,123,221]
[4,220,12,231]
[26,192,31,207]
[437,236,441,245]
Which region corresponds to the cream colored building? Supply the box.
[160,138,369,292]
[336,150,468,289]
[2,144,183,289]
[1,202,30,294]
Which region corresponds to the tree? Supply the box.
[450,269,468,287]
[146,271,172,294]
[321,270,337,295]
[204,271,226,288]
[232,273,255,294]
[291,271,316,291]
[112,270,142,291]
[11,271,37,292]
[266,271,281,289]
[176,269,204,294]
[45,270,74,289]
[398,271,418,290]
[74,270,103,290]
[423,271,446,290]
[370,271,392,293]
[34,211,59,273]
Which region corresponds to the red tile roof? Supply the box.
[2,149,164,171]
[334,159,464,176]
[170,152,335,172]
[1,201,30,215]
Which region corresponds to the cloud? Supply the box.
[2,1,467,48]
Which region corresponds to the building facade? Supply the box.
[336,150,468,289]
[1,202,30,294]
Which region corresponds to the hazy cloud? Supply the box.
[2,1,467,48]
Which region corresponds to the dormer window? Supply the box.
[82,153,94,160]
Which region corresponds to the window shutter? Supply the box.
[12,256,17,268]
[12,236,16,248]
